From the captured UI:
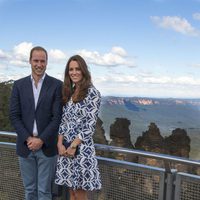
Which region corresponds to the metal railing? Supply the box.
[1,131,200,200]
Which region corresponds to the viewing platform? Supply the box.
[1,131,200,200]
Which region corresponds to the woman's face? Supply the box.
[68,60,83,85]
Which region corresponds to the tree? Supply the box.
[0,80,14,131]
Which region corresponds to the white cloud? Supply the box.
[9,60,28,67]
[190,63,200,68]
[0,49,10,59]
[3,42,200,98]
[94,73,200,98]
[142,76,171,84]
[0,63,6,70]
[49,49,66,61]
[13,42,33,60]
[174,76,200,85]
[0,42,32,65]
[111,46,127,56]
[0,72,26,82]
[96,73,200,86]
[151,16,200,36]
[3,42,34,68]
[144,75,200,86]
[193,13,200,20]
[1,43,135,69]
[109,75,138,83]
[78,46,136,67]
[0,42,67,68]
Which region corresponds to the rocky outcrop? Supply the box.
[93,117,108,157]
[164,128,190,158]
[134,124,192,171]
[134,123,191,158]
[109,118,137,162]
[110,118,133,148]
[135,123,166,167]
[135,123,165,153]
[93,117,107,145]
[164,128,191,173]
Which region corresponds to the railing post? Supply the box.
[165,170,176,200]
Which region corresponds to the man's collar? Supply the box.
[31,73,46,82]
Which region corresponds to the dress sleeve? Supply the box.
[77,87,101,142]
[58,106,67,135]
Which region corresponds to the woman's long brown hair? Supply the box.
[62,55,92,104]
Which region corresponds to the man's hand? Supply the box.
[27,137,43,151]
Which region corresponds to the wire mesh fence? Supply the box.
[1,141,200,200]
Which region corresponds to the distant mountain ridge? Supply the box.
[102,96,200,106]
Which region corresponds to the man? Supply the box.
[9,46,62,200]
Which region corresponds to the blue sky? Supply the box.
[1,0,200,98]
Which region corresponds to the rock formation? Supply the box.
[110,118,133,148]
[164,128,190,158]
[164,128,191,172]
[135,122,166,168]
[93,117,107,145]
[135,122,165,153]
[109,118,137,162]
[93,117,108,157]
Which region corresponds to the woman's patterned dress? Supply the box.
[55,86,102,191]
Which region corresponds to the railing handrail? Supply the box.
[0,130,17,136]
[1,131,200,167]
[95,144,200,167]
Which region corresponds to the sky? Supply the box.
[1,0,200,98]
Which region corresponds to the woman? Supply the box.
[55,55,101,200]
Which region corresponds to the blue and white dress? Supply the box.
[55,86,102,191]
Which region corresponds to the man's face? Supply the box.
[29,50,47,79]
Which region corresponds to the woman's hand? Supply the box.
[57,135,68,156]
[57,143,67,156]
[66,146,77,158]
